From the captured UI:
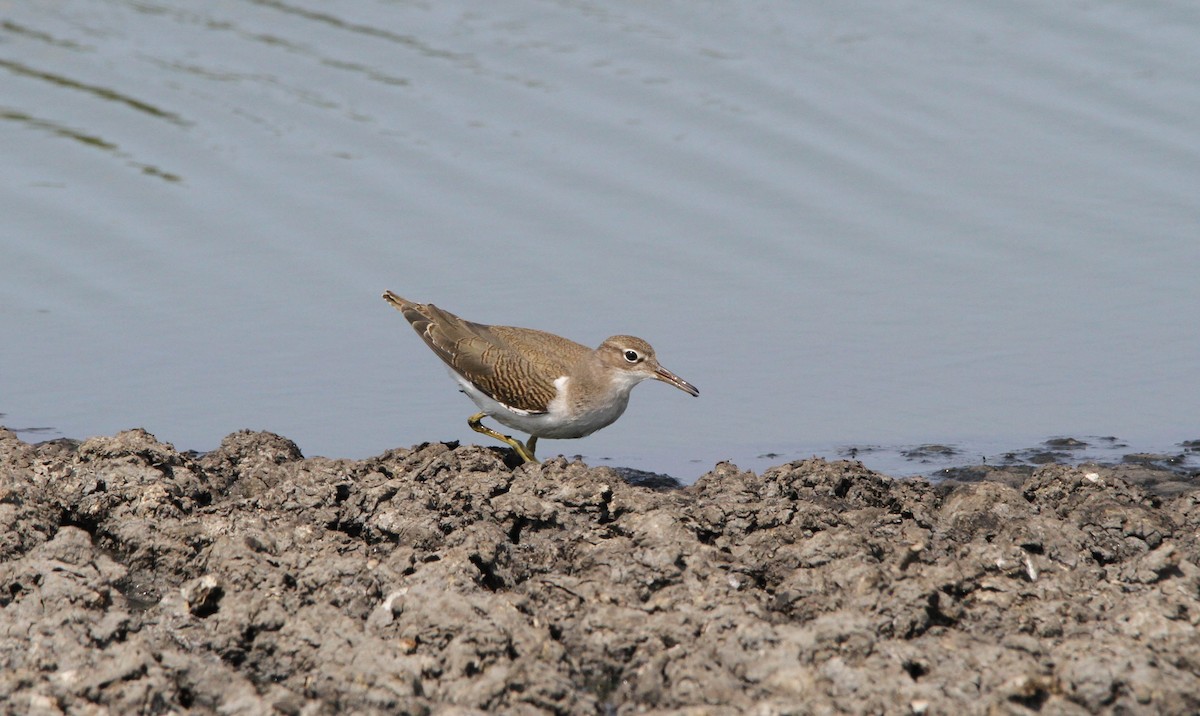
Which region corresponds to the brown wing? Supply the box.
[383,292,586,413]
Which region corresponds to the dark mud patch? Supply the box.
[2,427,1198,714]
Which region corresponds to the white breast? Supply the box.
[451,371,632,440]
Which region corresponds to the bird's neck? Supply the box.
[559,353,642,417]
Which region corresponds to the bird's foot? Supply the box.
[468,413,540,464]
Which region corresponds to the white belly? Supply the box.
[450,371,630,440]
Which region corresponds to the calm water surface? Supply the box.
[2,1,1198,481]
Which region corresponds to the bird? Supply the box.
[382,291,699,463]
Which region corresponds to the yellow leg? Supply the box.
[467,413,539,464]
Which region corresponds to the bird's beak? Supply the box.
[654,366,700,397]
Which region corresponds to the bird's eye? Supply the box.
[623,350,640,363]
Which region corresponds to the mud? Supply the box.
[1,427,1198,715]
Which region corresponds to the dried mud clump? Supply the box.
[1,427,1198,714]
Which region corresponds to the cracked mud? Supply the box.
[2,428,1198,714]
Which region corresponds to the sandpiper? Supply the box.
[382,291,699,463]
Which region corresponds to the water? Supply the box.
[3,1,1198,482]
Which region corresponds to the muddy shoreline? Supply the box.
[2,427,1198,714]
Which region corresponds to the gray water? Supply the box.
[3,1,1197,481]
